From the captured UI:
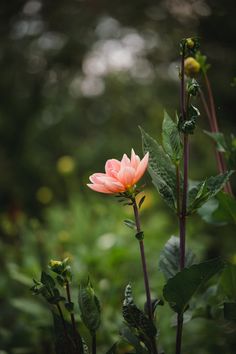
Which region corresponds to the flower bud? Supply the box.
[48,259,63,274]
[186,38,195,49]
[184,57,200,77]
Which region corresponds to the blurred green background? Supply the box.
[0,0,236,353]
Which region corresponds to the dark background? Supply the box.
[0,1,235,353]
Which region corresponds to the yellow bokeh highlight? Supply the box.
[58,230,70,242]
[36,186,53,204]
[57,155,75,175]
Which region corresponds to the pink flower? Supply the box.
[87,149,149,194]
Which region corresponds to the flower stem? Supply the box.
[56,303,68,341]
[92,333,96,354]
[175,41,188,354]
[132,198,158,354]
[65,280,83,354]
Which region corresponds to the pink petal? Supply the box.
[87,183,112,194]
[95,175,125,193]
[89,173,107,184]
[103,181,125,193]
[120,154,131,169]
[134,152,149,183]
[117,166,136,187]
[130,149,141,169]
[105,159,121,177]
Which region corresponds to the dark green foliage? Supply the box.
[78,279,101,334]
[162,111,182,165]
[163,258,225,314]
[106,343,118,354]
[122,284,157,338]
[140,127,177,210]
[187,171,234,214]
[120,326,148,354]
[159,236,196,280]
[53,313,77,354]
[198,192,236,225]
[32,272,65,305]
[224,302,236,321]
[220,264,236,300]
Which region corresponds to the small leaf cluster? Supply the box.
[32,259,101,354]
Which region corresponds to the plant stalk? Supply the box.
[92,333,96,354]
[56,303,68,341]
[132,198,158,354]
[175,41,189,354]
[65,280,82,354]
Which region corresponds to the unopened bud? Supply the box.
[184,57,200,77]
[186,38,195,49]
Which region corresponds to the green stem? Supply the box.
[56,303,68,340]
[65,280,83,354]
[176,41,188,354]
[92,333,96,354]
[132,198,158,354]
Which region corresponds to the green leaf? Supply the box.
[159,236,196,280]
[65,301,74,313]
[204,131,227,152]
[163,258,225,314]
[106,343,117,354]
[41,271,55,290]
[220,263,236,300]
[53,312,83,354]
[122,284,157,338]
[224,302,236,321]
[138,195,146,209]
[124,219,136,230]
[212,192,236,224]
[78,279,101,334]
[120,326,149,354]
[187,171,234,214]
[140,127,177,210]
[162,111,182,164]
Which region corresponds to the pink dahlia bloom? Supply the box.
[87,149,149,194]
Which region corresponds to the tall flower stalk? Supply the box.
[175,40,189,354]
[87,149,158,354]
[131,196,158,354]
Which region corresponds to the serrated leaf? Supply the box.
[124,219,136,230]
[140,126,178,210]
[41,271,55,290]
[162,111,182,163]
[224,302,236,321]
[78,279,101,334]
[204,131,227,152]
[122,284,157,338]
[163,258,225,314]
[159,236,196,280]
[120,326,148,354]
[187,171,234,214]
[220,263,236,300]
